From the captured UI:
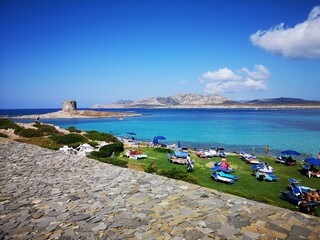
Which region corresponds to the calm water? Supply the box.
[1,108,320,157]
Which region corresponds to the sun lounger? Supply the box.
[59,145,77,154]
[210,161,235,173]
[210,166,234,173]
[281,191,318,207]
[255,171,278,181]
[252,163,274,174]
[211,173,235,184]
[126,150,148,160]
[217,171,239,180]
[240,151,261,164]
[168,153,187,164]
[174,148,188,158]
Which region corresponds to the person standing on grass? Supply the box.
[265,145,269,156]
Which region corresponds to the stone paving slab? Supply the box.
[0,141,319,239]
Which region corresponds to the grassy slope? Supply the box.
[121,148,320,214]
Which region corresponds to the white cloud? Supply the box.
[240,64,271,80]
[200,65,270,94]
[202,68,241,81]
[250,5,320,59]
[243,78,267,90]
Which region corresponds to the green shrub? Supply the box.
[67,126,82,133]
[0,118,20,130]
[154,148,174,154]
[158,168,199,184]
[98,157,128,168]
[14,127,43,138]
[84,130,119,142]
[145,160,158,174]
[0,132,8,138]
[33,124,60,135]
[91,142,124,158]
[51,133,87,145]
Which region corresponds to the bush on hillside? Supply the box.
[0,132,8,138]
[154,148,174,154]
[84,130,119,142]
[67,126,82,133]
[158,168,198,184]
[144,160,158,174]
[98,157,128,168]
[14,127,43,138]
[0,118,20,130]
[91,142,124,158]
[51,133,87,145]
[33,123,60,135]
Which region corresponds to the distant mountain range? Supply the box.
[92,94,229,108]
[246,97,320,105]
[91,94,320,108]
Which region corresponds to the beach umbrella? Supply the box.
[152,136,166,145]
[155,135,166,140]
[281,150,301,156]
[304,158,320,166]
[126,132,136,135]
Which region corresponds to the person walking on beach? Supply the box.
[265,145,269,156]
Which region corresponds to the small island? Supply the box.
[13,100,141,119]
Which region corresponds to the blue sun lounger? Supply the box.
[255,171,279,181]
[174,148,188,158]
[281,191,318,207]
[217,171,239,180]
[210,166,234,173]
[211,173,235,184]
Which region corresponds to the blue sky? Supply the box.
[1,0,320,108]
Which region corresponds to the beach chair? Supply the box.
[168,153,187,164]
[210,161,235,173]
[217,171,239,180]
[211,173,235,184]
[255,171,278,181]
[252,162,274,174]
[126,149,148,160]
[280,191,318,207]
[174,148,188,158]
[59,145,77,154]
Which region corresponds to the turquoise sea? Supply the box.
[1,108,320,157]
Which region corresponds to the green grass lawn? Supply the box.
[121,147,320,215]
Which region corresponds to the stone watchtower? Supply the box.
[62,100,77,111]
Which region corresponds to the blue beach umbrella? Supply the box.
[126,132,136,135]
[281,150,301,156]
[153,136,166,145]
[304,158,320,166]
[155,136,166,140]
